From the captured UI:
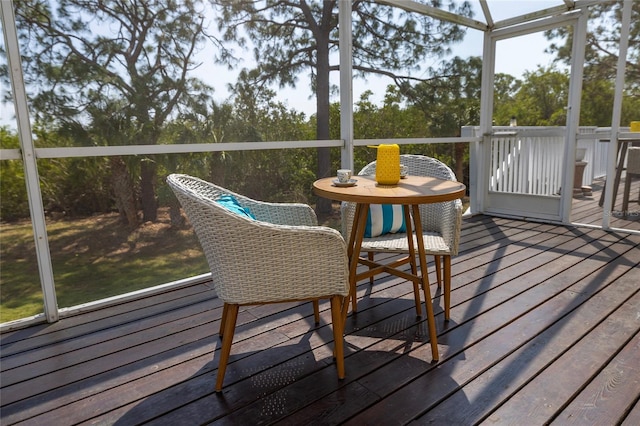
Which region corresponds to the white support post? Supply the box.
[561,10,588,224]
[1,0,59,322]
[339,0,354,171]
[602,0,632,228]
[476,30,497,214]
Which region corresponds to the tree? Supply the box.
[210,0,472,214]
[493,73,522,126]
[545,1,640,125]
[510,67,569,126]
[401,56,483,184]
[11,0,221,226]
[0,128,29,221]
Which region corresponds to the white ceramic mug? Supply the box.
[337,169,352,183]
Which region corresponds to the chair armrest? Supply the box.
[211,221,349,304]
[245,200,318,226]
[435,199,463,255]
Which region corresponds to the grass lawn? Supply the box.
[0,208,209,323]
[0,205,344,324]
[1,199,465,324]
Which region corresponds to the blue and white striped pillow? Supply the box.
[364,204,407,237]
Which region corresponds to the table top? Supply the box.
[313,175,466,204]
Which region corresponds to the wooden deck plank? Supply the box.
[1,303,323,424]
[1,214,639,426]
[551,328,640,425]
[480,291,640,425]
[342,229,636,425]
[621,399,640,426]
[32,220,536,422]
[0,295,219,375]
[427,261,640,425]
[0,281,218,355]
[572,177,640,230]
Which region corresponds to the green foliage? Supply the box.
[210,0,473,213]
[544,1,639,126]
[13,0,221,225]
[493,73,523,126]
[1,127,115,221]
[212,0,473,91]
[510,66,570,126]
[353,88,430,140]
[546,1,639,89]
[403,56,482,135]
[0,128,29,221]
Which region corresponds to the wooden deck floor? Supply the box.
[2,213,640,425]
[572,176,640,231]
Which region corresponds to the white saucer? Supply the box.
[333,178,358,187]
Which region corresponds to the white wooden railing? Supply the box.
[490,128,565,195]
[464,126,610,197]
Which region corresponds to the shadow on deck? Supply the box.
[2,200,640,425]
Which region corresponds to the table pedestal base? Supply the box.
[343,203,440,362]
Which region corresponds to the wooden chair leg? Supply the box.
[313,300,320,325]
[444,256,451,321]
[420,272,439,362]
[623,173,632,214]
[330,295,345,379]
[216,303,239,392]
[434,255,442,287]
[405,206,421,317]
[219,303,229,337]
[368,252,375,284]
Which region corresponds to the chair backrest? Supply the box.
[166,174,263,303]
[359,154,457,182]
[356,154,462,235]
[627,147,640,175]
[167,174,349,305]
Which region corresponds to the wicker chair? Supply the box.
[622,147,640,215]
[341,155,463,320]
[167,174,349,391]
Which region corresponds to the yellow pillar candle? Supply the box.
[374,144,400,185]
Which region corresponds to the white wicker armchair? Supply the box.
[341,155,463,320]
[167,174,349,391]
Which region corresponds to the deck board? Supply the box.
[572,177,640,230]
[1,213,639,425]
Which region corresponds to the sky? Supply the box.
[190,1,565,117]
[1,0,566,127]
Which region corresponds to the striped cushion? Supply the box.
[365,204,406,237]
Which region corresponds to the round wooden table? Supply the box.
[314,175,466,361]
[314,175,466,205]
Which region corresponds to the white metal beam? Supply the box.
[33,139,344,158]
[602,0,632,228]
[476,30,497,215]
[561,10,589,224]
[492,0,600,31]
[491,10,582,40]
[1,0,58,323]
[377,0,488,31]
[339,0,354,171]
[479,0,494,29]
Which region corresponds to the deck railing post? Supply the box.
[1,1,59,323]
[603,0,632,229]
[339,0,354,171]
